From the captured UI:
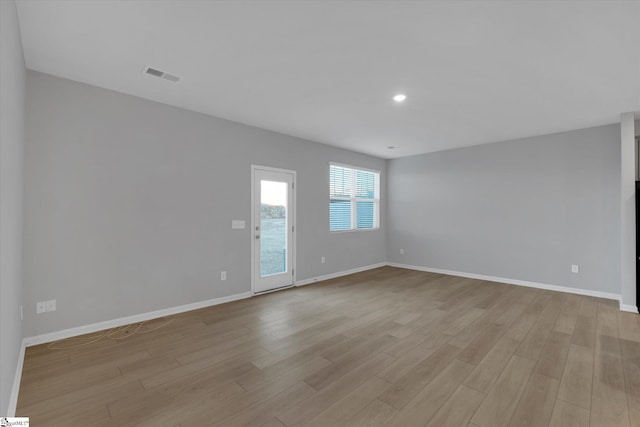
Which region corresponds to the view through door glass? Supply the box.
[261,180,288,277]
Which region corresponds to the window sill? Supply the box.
[330,228,381,234]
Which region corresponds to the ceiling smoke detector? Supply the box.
[142,65,182,83]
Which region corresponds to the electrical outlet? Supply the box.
[36,301,46,314]
[46,299,56,312]
[400,248,405,255]
[221,271,227,281]
[321,256,325,264]
[571,265,579,274]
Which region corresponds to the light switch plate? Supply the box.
[231,220,245,229]
[36,301,46,314]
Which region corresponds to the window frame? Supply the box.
[329,162,381,232]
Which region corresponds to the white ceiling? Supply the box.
[16,0,640,159]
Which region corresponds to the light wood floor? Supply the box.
[17,267,640,426]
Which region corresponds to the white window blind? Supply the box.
[330,164,380,231]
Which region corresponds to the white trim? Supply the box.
[329,161,381,175]
[250,164,297,175]
[329,163,381,231]
[329,227,381,234]
[7,339,26,417]
[388,263,621,301]
[620,303,639,313]
[295,262,387,286]
[253,285,295,296]
[23,291,252,347]
[620,113,637,312]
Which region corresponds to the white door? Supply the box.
[252,166,295,293]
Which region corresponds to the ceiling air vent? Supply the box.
[142,65,182,83]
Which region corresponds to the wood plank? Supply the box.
[548,400,590,427]
[534,331,571,380]
[261,418,287,427]
[339,399,397,427]
[442,307,486,336]
[515,319,556,362]
[132,382,247,427]
[237,355,331,392]
[377,332,451,383]
[383,331,430,359]
[304,335,397,391]
[378,343,462,409]
[554,294,581,335]
[276,352,394,427]
[556,343,593,410]
[464,335,520,393]
[18,401,110,426]
[424,385,485,427]
[211,381,317,426]
[617,310,640,343]
[457,324,507,365]
[385,359,476,427]
[301,376,391,427]
[470,355,536,427]
[571,314,596,349]
[591,334,630,427]
[506,373,559,427]
[619,330,640,427]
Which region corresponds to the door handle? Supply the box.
[255,235,260,239]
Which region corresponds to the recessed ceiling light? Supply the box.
[393,94,406,102]
[388,146,395,149]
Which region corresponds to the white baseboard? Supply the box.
[295,262,387,287]
[23,291,252,347]
[7,339,26,417]
[620,303,639,313]
[388,262,622,301]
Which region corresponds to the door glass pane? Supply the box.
[261,180,287,276]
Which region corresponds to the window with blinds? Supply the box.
[330,163,380,231]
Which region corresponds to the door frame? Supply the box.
[251,165,297,295]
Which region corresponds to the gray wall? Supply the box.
[1,0,25,415]
[23,71,386,337]
[387,125,621,294]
